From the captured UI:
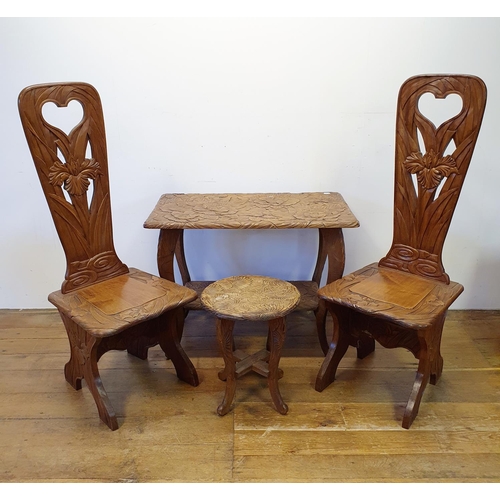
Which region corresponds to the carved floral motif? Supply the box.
[49,158,101,196]
[403,150,458,189]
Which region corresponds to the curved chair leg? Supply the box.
[316,299,375,359]
[95,324,158,363]
[126,323,155,360]
[315,303,351,392]
[158,308,199,387]
[268,316,288,415]
[429,315,446,385]
[83,336,119,431]
[402,335,431,429]
[60,314,118,430]
[402,315,445,429]
[62,314,83,391]
[356,334,376,359]
[216,318,236,416]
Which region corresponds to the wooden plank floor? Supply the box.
[0,308,499,483]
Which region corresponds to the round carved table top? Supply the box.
[201,275,301,321]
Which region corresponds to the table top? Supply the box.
[144,192,359,230]
[201,275,301,321]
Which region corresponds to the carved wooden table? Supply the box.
[201,275,301,415]
[144,192,359,353]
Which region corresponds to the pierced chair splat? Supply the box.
[315,74,487,428]
[18,82,200,430]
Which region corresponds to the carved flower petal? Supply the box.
[434,165,459,178]
[403,152,425,174]
[80,159,101,181]
[49,161,71,187]
[435,154,457,169]
[420,168,443,189]
[65,172,91,196]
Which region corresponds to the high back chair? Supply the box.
[18,82,199,430]
[315,74,487,428]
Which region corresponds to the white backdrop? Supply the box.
[1,17,499,309]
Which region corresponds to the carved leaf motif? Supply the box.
[49,158,101,196]
[403,150,458,190]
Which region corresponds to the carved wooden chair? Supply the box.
[315,74,487,428]
[18,82,200,430]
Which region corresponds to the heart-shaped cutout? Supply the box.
[42,99,84,136]
[418,92,463,129]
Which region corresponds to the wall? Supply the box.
[1,17,499,309]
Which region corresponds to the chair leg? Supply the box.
[315,303,350,392]
[430,315,446,385]
[126,323,153,360]
[157,308,199,387]
[216,318,236,416]
[60,314,118,431]
[62,314,83,391]
[356,334,376,359]
[402,314,445,429]
[267,316,288,415]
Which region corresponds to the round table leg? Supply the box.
[215,318,236,416]
[267,316,288,415]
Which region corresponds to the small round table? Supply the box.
[201,275,300,416]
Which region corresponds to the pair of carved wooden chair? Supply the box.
[19,74,486,430]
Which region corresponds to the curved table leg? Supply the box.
[157,228,182,282]
[315,300,329,355]
[158,228,192,339]
[216,318,237,416]
[313,228,375,359]
[267,316,288,415]
[313,228,343,355]
[174,229,191,285]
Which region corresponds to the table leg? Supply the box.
[216,318,237,416]
[157,228,182,282]
[174,229,191,285]
[267,316,288,415]
[313,228,374,359]
[313,228,345,354]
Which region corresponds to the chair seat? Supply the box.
[318,263,464,329]
[48,268,197,337]
[201,275,301,321]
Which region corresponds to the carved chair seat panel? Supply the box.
[48,268,197,337]
[318,263,463,329]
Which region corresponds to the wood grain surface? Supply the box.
[201,275,300,321]
[144,192,359,229]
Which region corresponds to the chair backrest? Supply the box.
[379,74,487,284]
[19,82,128,293]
